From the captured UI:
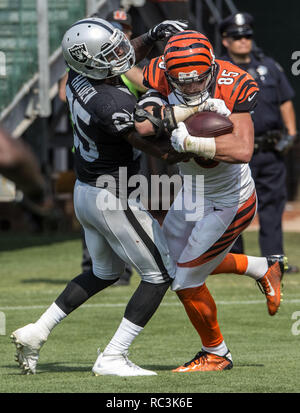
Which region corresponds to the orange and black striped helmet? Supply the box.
[163,31,216,104]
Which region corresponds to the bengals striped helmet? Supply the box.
[163,31,216,105]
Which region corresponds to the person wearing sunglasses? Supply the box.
[219,12,298,274]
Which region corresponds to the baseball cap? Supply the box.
[106,9,132,31]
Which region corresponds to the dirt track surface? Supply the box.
[248,201,300,232]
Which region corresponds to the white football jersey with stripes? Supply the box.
[138,88,255,207]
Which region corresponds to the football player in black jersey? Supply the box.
[11,17,188,376]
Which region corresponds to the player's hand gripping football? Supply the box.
[171,122,190,153]
[199,98,231,117]
[147,20,188,42]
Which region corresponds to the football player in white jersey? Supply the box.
[134,30,286,372]
[10,17,188,377]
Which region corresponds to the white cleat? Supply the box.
[92,350,157,377]
[10,323,47,375]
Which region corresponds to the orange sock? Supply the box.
[176,284,223,348]
[211,253,248,275]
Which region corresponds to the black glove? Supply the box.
[275,134,297,154]
[145,20,188,44]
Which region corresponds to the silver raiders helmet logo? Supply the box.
[68,43,88,63]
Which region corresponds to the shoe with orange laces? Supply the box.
[172,350,233,372]
[257,254,288,316]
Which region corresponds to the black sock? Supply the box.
[55,271,117,314]
[124,280,171,327]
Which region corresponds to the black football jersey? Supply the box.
[66,69,140,187]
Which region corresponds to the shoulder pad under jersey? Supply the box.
[214,59,259,112]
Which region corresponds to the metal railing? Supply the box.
[0,0,109,136]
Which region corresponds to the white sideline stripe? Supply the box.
[1,298,300,311]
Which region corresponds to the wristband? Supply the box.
[172,104,199,124]
[141,33,155,46]
[185,135,216,159]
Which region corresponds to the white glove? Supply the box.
[171,122,216,158]
[198,98,231,117]
[171,122,190,152]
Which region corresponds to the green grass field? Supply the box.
[1,231,300,394]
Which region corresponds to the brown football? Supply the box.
[184,111,233,137]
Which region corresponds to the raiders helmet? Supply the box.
[61,17,135,80]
